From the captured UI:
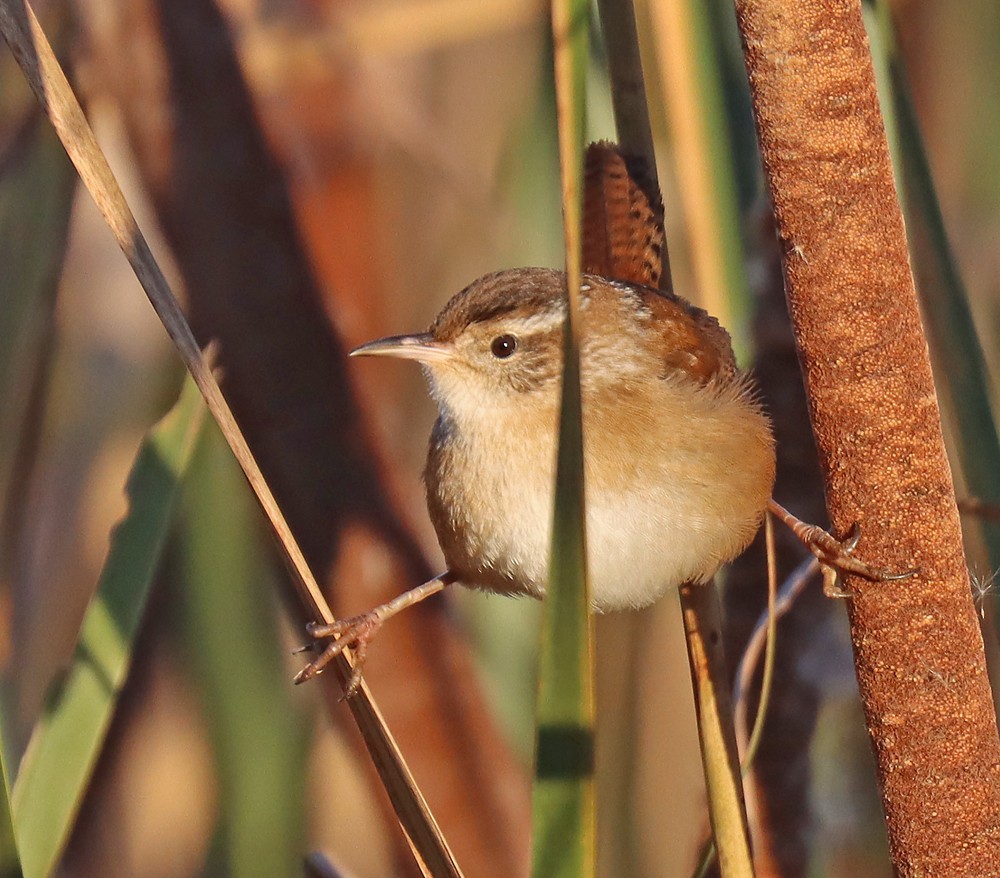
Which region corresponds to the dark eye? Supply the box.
[490,334,518,359]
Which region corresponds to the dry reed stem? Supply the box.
[679,583,754,878]
[594,0,671,287]
[734,1,1000,872]
[646,0,730,321]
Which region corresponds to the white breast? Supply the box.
[425,376,775,612]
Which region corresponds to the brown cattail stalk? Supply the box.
[733,0,1000,873]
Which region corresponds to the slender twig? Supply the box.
[737,515,777,774]
[735,546,818,768]
[691,550,819,878]
[960,497,1000,522]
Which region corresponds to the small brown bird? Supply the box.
[296,267,777,689]
[422,268,774,607]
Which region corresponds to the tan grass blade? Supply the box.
[0,3,460,874]
[678,583,754,878]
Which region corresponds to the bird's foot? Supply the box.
[293,572,454,698]
[294,612,382,698]
[768,500,917,598]
[800,522,918,598]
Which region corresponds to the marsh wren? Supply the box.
[295,267,776,689]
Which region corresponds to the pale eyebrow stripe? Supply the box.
[500,308,565,336]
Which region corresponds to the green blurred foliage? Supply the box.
[179,423,308,878]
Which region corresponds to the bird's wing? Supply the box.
[636,285,738,384]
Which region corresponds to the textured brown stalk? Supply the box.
[71,0,529,874]
[733,1,1000,873]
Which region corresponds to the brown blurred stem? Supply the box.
[3,0,528,872]
[0,108,75,661]
[0,3,475,875]
[121,0,528,870]
[719,204,832,878]
[734,0,1000,872]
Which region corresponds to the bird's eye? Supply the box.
[490,334,518,359]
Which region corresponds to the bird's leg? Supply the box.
[767,500,917,598]
[294,571,455,696]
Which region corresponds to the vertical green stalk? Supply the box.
[531,0,595,875]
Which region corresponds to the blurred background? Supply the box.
[1,0,998,876]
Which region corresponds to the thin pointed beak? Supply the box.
[350,333,452,363]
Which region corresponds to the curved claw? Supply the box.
[841,523,862,553]
[871,567,920,583]
[808,525,918,598]
[294,613,383,697]
[767,502,918,599]
[292,573,453,697]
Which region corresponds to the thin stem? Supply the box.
[738,514,779,770]
[678,582,754,878]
